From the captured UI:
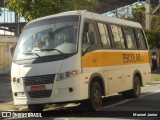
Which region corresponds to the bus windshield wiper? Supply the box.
[35,48,64,55]
[23,52,40,57]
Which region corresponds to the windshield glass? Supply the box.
[13,15,79,61]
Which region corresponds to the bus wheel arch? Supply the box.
[133,70,142,87]
[87,73,105,111]
[122,70,142,98]
[88,73,106,97]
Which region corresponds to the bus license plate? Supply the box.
[31,85,45,91]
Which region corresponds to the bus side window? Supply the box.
[88,31,95,44]
[110,25,125,49]
[82,22,98,52]
[123,27,138,49]
[97,23,111,49]
[135,29,147,50]
[82,23,90,50]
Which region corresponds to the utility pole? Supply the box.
[145,0,151,30]
[4,0,5,35]
[15,13,20,36]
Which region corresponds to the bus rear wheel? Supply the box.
[88,81,102,111]
[122,76,141,98]
[28,104,44,111]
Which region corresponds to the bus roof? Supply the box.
[28,10,142,29]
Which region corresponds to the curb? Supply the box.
[147,81,160,85]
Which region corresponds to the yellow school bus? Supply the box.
[11,10,151,111]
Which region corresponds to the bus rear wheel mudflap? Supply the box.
[122,75,141,98]
[88,81,102,111]
[27,104,45,111]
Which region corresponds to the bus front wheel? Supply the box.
[89,81,102,111]
[28,104,44,111]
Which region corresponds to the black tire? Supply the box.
[130,76,141,98]
[121,90,131,98]
[89,81,102,111]
[28,104,44,111]
[122,76,141,98]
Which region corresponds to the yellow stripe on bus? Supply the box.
[82,51,150,68]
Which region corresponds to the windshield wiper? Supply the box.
[32,51,40,57]
[23,52,40,57]
[34,48,64,55]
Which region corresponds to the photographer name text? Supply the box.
[133,112,158,117]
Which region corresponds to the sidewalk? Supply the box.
[151,67,160,74]
[0,75,21,111]
[0,75,12,101]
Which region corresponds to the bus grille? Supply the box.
[23,74,55,86]
[27,90,52,98]
[23,74,55,98]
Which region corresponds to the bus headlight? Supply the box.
[57,70,78,81]
[59,73,65,80]
[12,77,21,83]
[13,77,16,82]
[17,78,21,83]
[65,71,71,77]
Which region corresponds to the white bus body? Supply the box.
[11,10,151,111]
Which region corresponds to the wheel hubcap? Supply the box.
[93,86,101,105]
[135,81,140,95]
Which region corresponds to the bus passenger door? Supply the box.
[81,20,101,67]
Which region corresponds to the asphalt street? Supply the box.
[0,75,160,119]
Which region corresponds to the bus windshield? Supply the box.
[13,16,80,61]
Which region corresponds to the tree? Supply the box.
[131,4,160,31]
[152,15,160,30]
[128,4,160,49]
[132,5,145,28]
[6,0,99,21]
[145,30,160,49]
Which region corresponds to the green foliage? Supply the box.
[152,15,160,30]
[132,5,145,18]
[132,5,145,27]
[6,0,99,21]
[131,5,160,31]
[131,5,160,49]
[145,30,160,49]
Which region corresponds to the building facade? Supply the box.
[0,36,17,74]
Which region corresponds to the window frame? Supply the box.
[109,24,126,49]
[82,19,148,51]
[122,26,138,50]
[96,22,113,49]
[134,28,148,50]
[82,19,101,51]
